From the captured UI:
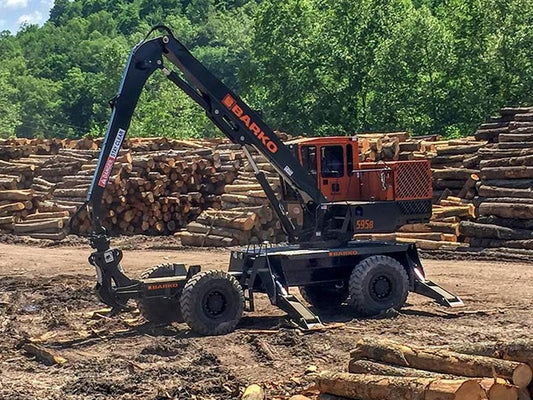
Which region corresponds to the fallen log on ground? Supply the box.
[347,361,524,400]
[316,371,488,400]
[443,340,533,368]
[350,338,532,388]
[348,359,458,378]
[22,343,67,365]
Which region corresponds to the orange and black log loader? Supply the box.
[73,26,462,335]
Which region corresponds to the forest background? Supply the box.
[0,0,532,139]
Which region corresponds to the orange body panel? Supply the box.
[292,136,432,202]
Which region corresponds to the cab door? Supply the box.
[318,145,348,201]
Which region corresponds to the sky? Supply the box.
[0,0,54,33]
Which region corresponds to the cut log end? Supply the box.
[513,365,533,389]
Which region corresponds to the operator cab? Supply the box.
[282,135,433,227]
[285,136,396,202]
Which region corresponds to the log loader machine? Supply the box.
[75,26,462,336]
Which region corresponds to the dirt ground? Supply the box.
[0,238,532,399]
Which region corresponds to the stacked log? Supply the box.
[354,196,474,250]
[459,107,533,253]
[429,138,484,202]
[0,189,70,239]
[354,132,485,202]
[315,338,533,400]
[358,132,406,162]
[71,146,240,235]
[0,116,531,252]
[0,138,242,238]
[177,147,286,246]
[474,106,533,143]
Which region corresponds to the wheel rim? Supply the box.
[370,275,393,302]
[202,290,227,318]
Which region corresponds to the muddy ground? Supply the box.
[0,238,532,399]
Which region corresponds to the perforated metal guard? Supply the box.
[394,161,432,200]
[399,199,432,215]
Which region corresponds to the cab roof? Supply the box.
[285,136,358,146]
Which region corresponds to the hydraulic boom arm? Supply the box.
[85,26,324,244]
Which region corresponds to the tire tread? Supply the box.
[180,269,244,336]
[348,255,408,316]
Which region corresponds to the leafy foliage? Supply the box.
[0,0,532,138]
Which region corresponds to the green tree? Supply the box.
[14,76,64,138]
[368,6,454,134]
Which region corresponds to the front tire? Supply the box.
[348,255,409,317]
[180,270,244,336]
[137,264,184,324]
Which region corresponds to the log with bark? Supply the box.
[469,238,533,250]
[350,338,533,388]
[13,218,65,234]
[478,203,533,220]
[458,174,480,199]
[459,221,533,240]
[0,189,34,201]
[477,185,533,199]
[348,359,525,400]
[480,167,533,180]
[398,222,460,236]
[443,340,533,368]
[476,216,533,230]
[480,154,533,168]
[348,359,458,378]
[432,168,479,181]
[316,371,489,400]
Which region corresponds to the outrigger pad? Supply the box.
[413,279,464,308]
[277,293,324,330]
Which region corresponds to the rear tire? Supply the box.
[299,284,348,309]
[347,255,409,317]
[180,270,244,336]
[137,264,184,324]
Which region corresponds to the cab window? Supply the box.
[321,146,344,177]
[301,145,317,178]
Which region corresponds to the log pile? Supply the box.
[0,108,531,254]
[358,132,406,162]
[176,146,287,246]
[429,138,483,202]
[315,338,533,400]
[0,189,71,240]
[459,107,533,252]
[356,132,486,203]
[474,106,533,143]
[360,106,533,255]
[0,138,242,237]
[71,147,238,235]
